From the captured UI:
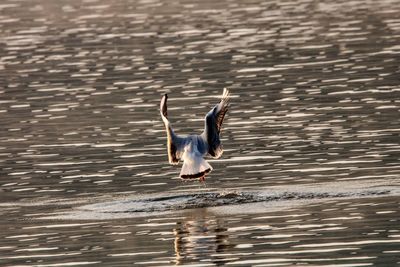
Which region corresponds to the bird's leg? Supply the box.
[199,175,206,183]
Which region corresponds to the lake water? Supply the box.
[1,0,400,266]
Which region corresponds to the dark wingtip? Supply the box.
[161,94,168,117]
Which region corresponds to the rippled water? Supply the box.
[1,0,400,266]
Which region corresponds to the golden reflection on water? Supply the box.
[173,210,232,265]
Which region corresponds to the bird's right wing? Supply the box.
[203,88,230,158]
[160,94,185,165]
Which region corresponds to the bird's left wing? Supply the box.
[203,88,230,158]
[160,94,186,165]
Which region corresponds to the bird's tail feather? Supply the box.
[180,158,213,179]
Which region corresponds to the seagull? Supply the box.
[160,88,230,182]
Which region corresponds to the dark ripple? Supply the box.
[78,189,391,214]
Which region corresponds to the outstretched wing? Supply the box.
[203,88,230,158]
[160,94,185,165]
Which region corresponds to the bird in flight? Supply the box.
[160,88,230,182]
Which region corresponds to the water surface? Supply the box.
[0,0,400,266]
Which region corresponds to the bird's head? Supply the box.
[184,144,192,153]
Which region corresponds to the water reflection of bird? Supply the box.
[160,88,230,181]
[173,213,232,265]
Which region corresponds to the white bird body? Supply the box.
[160,88,230,181]
[180,135,213,179]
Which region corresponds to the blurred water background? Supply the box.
[1,0,399,266]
